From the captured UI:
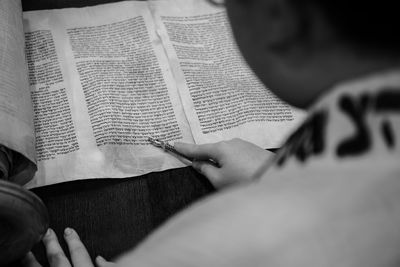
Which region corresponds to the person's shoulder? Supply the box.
[271,70,400,174]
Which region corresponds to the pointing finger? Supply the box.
[174,142,222,160]
[192,160,222,184]
[63,228,93,267]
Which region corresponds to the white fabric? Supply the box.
[265,69,400,183]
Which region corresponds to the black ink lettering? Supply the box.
[381,120,395,148]
[277,110,328,166]
[375,90,400,148]
[337,94,371,157]
[375,90,400,111]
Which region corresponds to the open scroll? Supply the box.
[0,0,305,188]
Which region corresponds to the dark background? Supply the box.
[9,0,216,266]
[30,169,214,266]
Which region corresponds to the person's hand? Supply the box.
[22,228,114,267]
[174,138,275,188]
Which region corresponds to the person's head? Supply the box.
[213,0,400,108]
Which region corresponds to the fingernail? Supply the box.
[96,255,105,262]
[64,227,73,236]
[45,228,52,236]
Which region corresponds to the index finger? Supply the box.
[63,228,93,267]
[174,142,223,160]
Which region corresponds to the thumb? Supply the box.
[192,160,221,185]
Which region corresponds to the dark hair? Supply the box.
[298,0,400,53]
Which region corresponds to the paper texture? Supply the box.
[0,0,35,161]
[0,0,36,185]
[14,0,304,188]
[23,1,194,188]
[149,0,305,148]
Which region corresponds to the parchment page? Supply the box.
[23,1,194,188]
[0,0,36,184]
[149,0,306,149]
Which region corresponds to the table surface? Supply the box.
[8,1,215,266]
